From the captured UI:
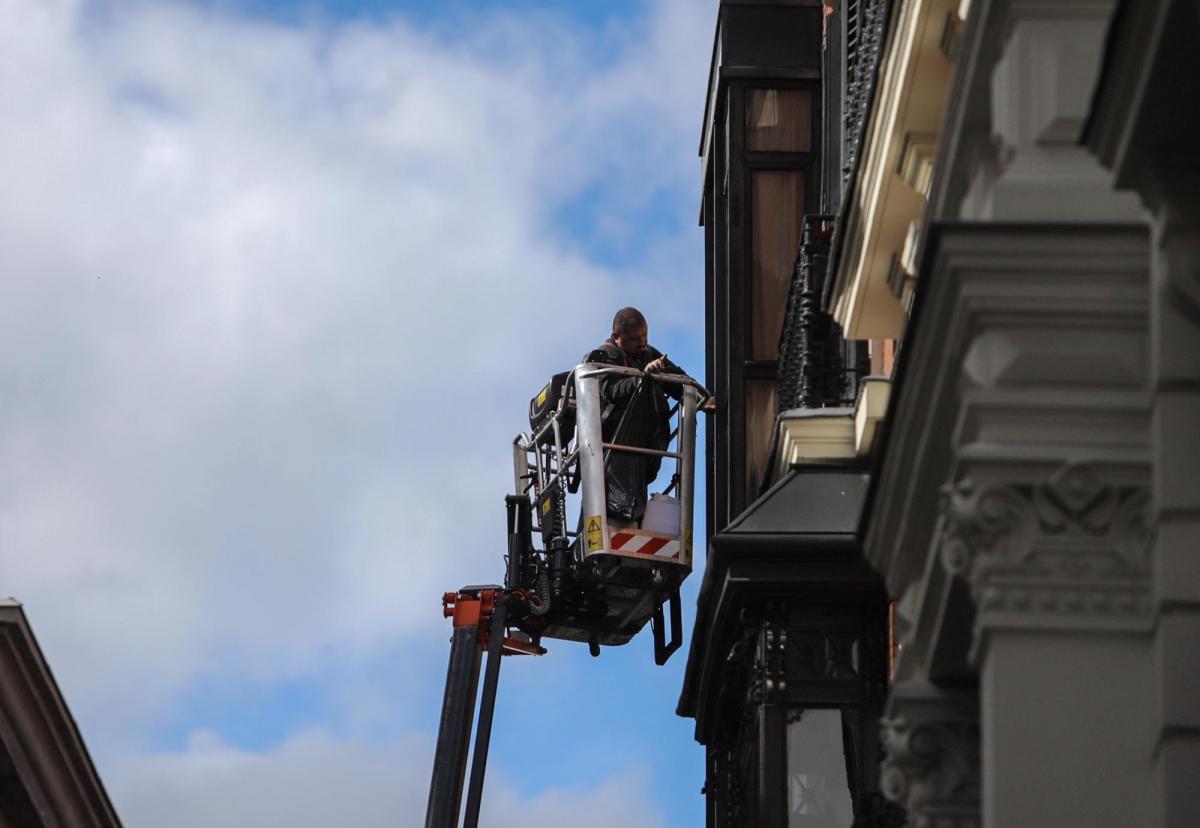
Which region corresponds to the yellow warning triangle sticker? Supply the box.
[584,515,604,553]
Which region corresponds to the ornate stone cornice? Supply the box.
[880,683,980,828]
[862,223,1150,606]
[938,463,1153,638]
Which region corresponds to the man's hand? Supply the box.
[645,355,670,374]
[701,397,717,413]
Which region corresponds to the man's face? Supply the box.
[614,324,649,357]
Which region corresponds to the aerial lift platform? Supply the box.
[424,362,707,828]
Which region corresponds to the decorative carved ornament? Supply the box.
[880,715,980,828]
[938,463,1152,628]
[880,686,980,828]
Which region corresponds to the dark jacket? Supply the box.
[583,338,687,521]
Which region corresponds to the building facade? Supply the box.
[680,1,1200,826]
[679,3,896,826]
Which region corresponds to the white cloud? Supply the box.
[109,729,667,828]
[0,0,711,819]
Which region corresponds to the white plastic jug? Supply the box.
[642,493,681,535]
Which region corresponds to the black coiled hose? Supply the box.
[529,568,552,616]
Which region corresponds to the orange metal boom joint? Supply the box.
[442,588,546,656]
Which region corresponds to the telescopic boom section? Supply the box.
[424,587,545,828]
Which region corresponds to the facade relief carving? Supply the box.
[938,463,1152,629]
[879,687,980,828]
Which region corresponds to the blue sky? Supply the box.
[0,0,714,825]
[231,0,648,28]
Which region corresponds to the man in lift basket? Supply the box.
[585,307,713,528]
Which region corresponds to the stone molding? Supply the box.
[938,0,1142,223]
[880,682,980,828]
[864,223,1150,603]
[773,409,857,482]
[938,462,1153,641]
[1086,1,1200,817]
[854,376,891,457]
[929,0,1144,224]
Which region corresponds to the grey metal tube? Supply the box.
[462,600,508,828]
[512,437,530,495]
[424,624,482,828]
[601,443,684,460]
[677,386,698,567]
[575,369,608,554]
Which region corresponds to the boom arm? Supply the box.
[424,587,544,828]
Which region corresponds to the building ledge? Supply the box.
[677,466,877,737]
[828,0,959,339]
[854,376,892,456]
[770,378,892,483]
[772,408,856,482]
[861,220,1150,606]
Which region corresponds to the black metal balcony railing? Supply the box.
[778,215,870,414]
[843,0,892,187]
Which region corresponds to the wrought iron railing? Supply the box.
[843,0,892,187]
[778,215,870,413]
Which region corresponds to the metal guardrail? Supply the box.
[513,362,706,552]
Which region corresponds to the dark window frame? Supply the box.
[736,79,820,508]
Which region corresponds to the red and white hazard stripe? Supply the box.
[609,530,680,559]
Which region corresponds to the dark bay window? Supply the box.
[685,6,895,828]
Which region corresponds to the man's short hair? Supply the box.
[612,307,647,335]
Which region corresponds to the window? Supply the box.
[747,89,813,152]
[751,170,806,361]
[745,379,779,496]
[787,710,854,827]
[743,87,813,500]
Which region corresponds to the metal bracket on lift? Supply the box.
[651,589,683,666]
